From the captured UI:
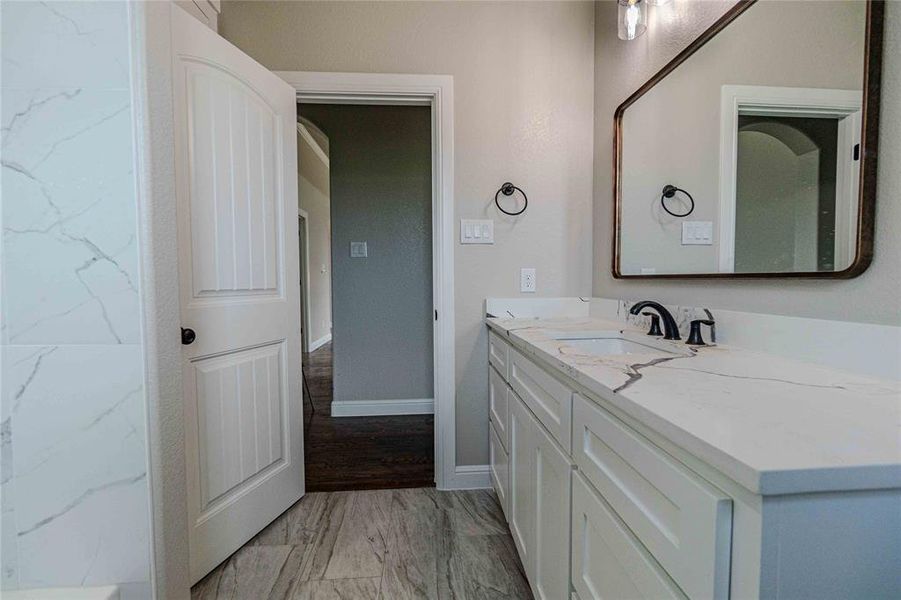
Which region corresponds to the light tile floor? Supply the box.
[191,488,533,599]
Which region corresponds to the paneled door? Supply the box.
[171,6,303,583]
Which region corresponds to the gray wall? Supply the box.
[220,1,595,465]
[297,128,333,346]
[594,0,901,326]
[300,104,433,404]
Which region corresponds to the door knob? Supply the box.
[181,327,196,345]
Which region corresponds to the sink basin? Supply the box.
[552,331,678,356]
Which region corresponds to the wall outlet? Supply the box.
[520,268,536,293]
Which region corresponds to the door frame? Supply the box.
[717,85,863,273]
[279,71,457,491]
[297,209,312,353]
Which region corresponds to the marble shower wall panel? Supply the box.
[3,346,150,587]
[2,88,140,345]
[1,1,152,594]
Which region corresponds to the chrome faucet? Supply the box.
[629,301,681,340]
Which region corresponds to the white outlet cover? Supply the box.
[520,267,536,293]
[350,241,368,257]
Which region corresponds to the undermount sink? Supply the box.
[552,331,679,356]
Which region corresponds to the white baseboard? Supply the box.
[442,464,490,490]
[308,333,331,353]
[330,398,434,417]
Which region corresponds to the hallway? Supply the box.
[302,343,435,491]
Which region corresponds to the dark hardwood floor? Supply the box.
[301,342,435,492]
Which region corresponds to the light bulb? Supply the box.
[618,0,647,41]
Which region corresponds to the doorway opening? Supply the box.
[718,85,862,273]
[297,102,435,491]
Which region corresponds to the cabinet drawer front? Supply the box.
[488,365,510,450]
[488,330,510,380]
[572,472,686,600]
[509,350,573,452]
[533,421,573,600]
[573,396,732,600]
[489,422,510,520]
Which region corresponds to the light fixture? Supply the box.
[648,0,670,6]
[618,0,648,41]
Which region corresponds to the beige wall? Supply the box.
[594,0,901,326]
[220,1,596,465]
[619,0,864,275]
[298,129,332,347]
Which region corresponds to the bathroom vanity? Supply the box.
[485,312,900,600]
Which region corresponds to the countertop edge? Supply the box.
[486,318,901,496]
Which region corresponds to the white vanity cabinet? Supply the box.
[487,321,901,600]
[487,329,733,600]
[490,337,574,600]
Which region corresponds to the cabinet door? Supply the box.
[532,421,573,600]
[571,473,686,600]
[489,422,510,520]
[508,391,535,580]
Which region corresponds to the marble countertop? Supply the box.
[486,316,901,495]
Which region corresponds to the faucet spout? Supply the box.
[629,301,681,340]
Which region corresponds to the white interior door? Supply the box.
[171,6,303,583]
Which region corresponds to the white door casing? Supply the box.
[171,7,303,583]
[717,85,863,273]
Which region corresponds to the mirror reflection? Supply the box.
[616,0,867,276]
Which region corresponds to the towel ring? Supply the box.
[495,182,528,216]
[660,184,694,218]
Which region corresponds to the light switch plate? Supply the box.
[520,268,536,293]
[681,221,713,245]
[460,219,494,244]
[350,241,368,257]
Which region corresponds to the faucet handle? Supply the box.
[641,312,663,337]
[687,319,715,346]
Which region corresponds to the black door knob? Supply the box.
[181,327,196,345]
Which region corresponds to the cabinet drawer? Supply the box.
[572,472,686,600]
[488,365,509,450]
[488,329,510,380]
[509,349,573,452]
[573,396,732,600]
[489,422,509,520]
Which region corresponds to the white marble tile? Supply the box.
[1,416,17,590]
[1,0,151,591]
[0,1,130,91]
[2,344,150,587]
[2,88,139,345]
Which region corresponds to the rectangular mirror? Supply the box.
[614,0,884,278]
